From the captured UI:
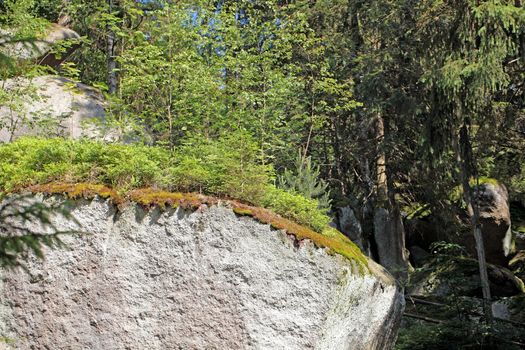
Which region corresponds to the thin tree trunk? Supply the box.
[375,114,388,205]
[372,113,409,280]
[458,121,493,322]
[107,0,117,95]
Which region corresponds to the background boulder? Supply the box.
[0,75,112,142]
[463,183,513,266]
[0,24,79,64]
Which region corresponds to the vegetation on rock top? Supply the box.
[0,137,368,270]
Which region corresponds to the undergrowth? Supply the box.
[0,137,330,232]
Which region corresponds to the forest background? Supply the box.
[1,0,525,348]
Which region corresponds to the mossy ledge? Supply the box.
[16,182,368,272]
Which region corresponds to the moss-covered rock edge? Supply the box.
[17,182,369,273]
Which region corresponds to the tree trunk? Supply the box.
[458,122,493,322]
[372,113,410,280]
[107,0,118,95]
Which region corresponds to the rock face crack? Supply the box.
[0,198,404,349]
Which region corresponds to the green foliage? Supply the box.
[429,241,466,257]
[61,0,361,171]
[169,132,273,204]
[396,318,522,350]
[277,151,331,210]
[0,0,51,78]
[0,137,169,192]
[261,186,329,233]
[0,0,50,37]
[0,137,330,232]
[399,244,525,350]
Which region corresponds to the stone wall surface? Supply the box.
[0,197,403,350]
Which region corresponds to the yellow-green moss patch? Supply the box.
[469,176,499,187]
[16,184,368,272]
[232,207,254,216]
[24,183,123,204]
[231,202,369,273]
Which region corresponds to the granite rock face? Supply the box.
[463,183,513,266]
[0,197,404,349]
[0,24,79,62]
[0,76,111,142]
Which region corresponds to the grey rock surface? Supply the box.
[335,206,368,255]
[0,197,404,349]
[0,24,79,61]
[463,183,513,265]
[373,207,411,279]
[0,76,113,142]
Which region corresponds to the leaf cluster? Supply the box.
[277,150,331,210]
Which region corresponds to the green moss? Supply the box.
[232,207,253,216]
[0,137,329,232]
[0,138,368,269]
[470,176,499,187]
[128,189,207,210]
[26,183,123,204]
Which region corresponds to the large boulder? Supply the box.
[463,182,513,266]
[0,196,404,350]
[0,75,112,142]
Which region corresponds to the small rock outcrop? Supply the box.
[1,23,110,142]
[0,23,79,64]
[0,76,110,142]
[463,183,513,266]
[335,205,368,254]
[0,196,404,349]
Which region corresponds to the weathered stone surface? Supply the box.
[491,296,525,324]
[463,183,513,266]
[335,206,368,254]
[0,76,112,142]
[0,197,404,350]
[0,24,79,61]
[374,207,411,279]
